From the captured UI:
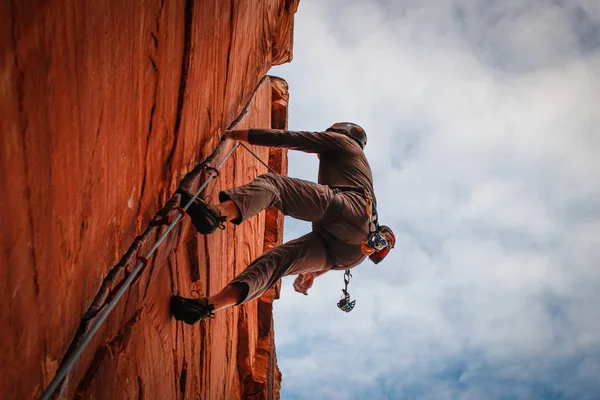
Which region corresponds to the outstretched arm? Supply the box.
[223,128,359,155]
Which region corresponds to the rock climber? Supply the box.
[170,122,395,324]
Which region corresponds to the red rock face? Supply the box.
[0,1,296,399]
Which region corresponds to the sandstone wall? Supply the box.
[0,1,297,399]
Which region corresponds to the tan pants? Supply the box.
[220,173,368,303]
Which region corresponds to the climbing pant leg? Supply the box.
[229,231,330,304]
[219,173,335,224]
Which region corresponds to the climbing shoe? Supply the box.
[170,295,215,325]
[176,188,227,234]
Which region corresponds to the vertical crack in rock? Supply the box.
[167,250,179,296]
[169,251,185,399]
[137,375,144,400]
[10,0,39,298]
[42,340,49,389]
[136,98,156,222]
[186,234,201,282]
[72,345,110,399]
[89,106,105,177]
[148,56,157,71]
[77,106,104,262]
[198,320,208,391]
[202,235,211,293]
[222,0,235,101]
[156,0,165,31]
[21,146,39,299]
[150,33,158,50]
[179,360,187,394]
[225,314,231,366]
[73,308,144,398]
[164,0,194,175]
[24,185,39,297]
[137,0,163,222]
[171,317,181,399]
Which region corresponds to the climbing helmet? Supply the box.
[326,122,367,149]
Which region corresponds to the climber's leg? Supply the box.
[207,282,248,312]
[226,231,330,304]
[178,174,333,234]
[217,199,241,222]
[219,173,335,224]
[171,232,331,324]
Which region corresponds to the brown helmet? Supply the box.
[326,122,367,149]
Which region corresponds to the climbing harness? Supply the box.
[337,270,356,313]
[40,134,273,400]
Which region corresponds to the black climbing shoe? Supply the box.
[176,188,227,234]
[170,296,215,325]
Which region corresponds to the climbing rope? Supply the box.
[239,142,277,174]
[40,136,275,399]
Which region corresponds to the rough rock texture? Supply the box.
[0,1,297,399]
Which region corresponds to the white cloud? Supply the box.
[270,0,600,399]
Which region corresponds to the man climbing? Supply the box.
[170,123,395,324]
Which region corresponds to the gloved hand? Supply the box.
[293,273,315,296]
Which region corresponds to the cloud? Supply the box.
[269,0,600,399]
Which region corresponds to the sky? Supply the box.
[269,1,600,399]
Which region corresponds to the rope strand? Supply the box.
[239,142,278,174]
[40,138,239,400]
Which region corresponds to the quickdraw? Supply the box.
[337,269,356,313]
